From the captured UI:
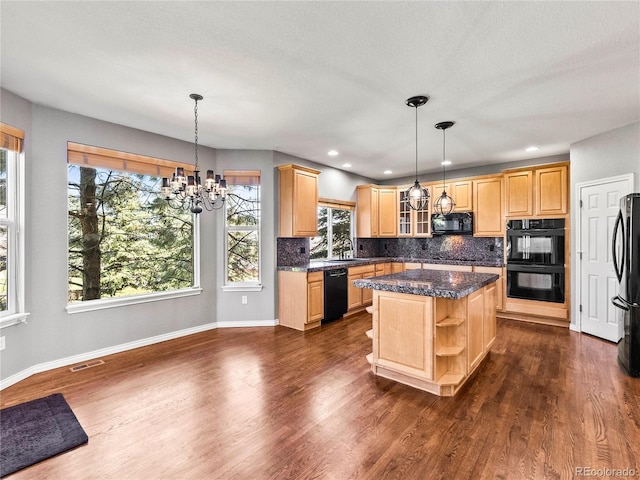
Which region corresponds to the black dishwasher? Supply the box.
[323,268,348,323]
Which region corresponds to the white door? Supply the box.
[578,175,634,341]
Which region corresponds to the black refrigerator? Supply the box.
[612,193,640,377]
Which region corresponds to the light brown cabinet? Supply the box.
[392,262,404,273]
[348,264,376,311]
[473,176,504,237]
[473,266,503,311]
[536,165,568,215]
[378,187,398,237]
[357,185,397,237]
[278,271,324,331]
[356,185,379,237]
[431,180,473,212]
[398,185,431,237]
[504,170,533,216]
[504,162,568,217]
[375,262,392,276]
[278,164,320,237]
[307,272,324,323]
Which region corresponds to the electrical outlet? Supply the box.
[0,336,5,351]
[241,296,248,305]
[300,247,306,254]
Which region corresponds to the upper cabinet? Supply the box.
[504,162,568,217]
[398,185,431,237]
[356,185,379,237]
[431,181,473,212]
[504,170,533,216]
[473,176,504,237]
[278,164,320,237]
[357,185,397,237]
[378,188,398,237]
[535,165,568,215]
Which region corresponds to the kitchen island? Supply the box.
[354,269,499,396]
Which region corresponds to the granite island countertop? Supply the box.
[353,269,499,299]
[278,257,503,272]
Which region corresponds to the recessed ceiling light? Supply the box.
[525,146,539,152]
[441,160,452,166]
[342,163,352,168]
[328,150,339,156]
[383,170,392,174]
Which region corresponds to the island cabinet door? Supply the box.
[483,283,497,349]
[467,288,485,373]
[374,291,434,381]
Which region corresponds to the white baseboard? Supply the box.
[0,319,278,391]
[216,319,278,328]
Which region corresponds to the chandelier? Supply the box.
[433,121,456,215]
[162,93,227,214]
[404,95,430,211]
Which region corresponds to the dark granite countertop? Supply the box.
[278,257,504,272]
[352,269,499,299]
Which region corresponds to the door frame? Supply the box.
[574,173,635,332]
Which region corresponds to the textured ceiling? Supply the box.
[1,1,639,180]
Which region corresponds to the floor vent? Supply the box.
[70,359,105,372]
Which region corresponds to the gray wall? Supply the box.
[569,121,640,327]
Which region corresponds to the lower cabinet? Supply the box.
[375,262,392,276]
[347,264,376,312]
[278,271,324,331]
[473,266,503,311]
[391,262,404,273]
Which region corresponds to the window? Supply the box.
[224,170,261,290]
[310,199,354,260]
[0,123,28,328]
[67,142,199,311]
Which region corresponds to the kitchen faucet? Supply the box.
[340,238,355,259]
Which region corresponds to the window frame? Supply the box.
[0,123,29,329]
[222,170,262,292]
[65,142,202,314]
[310,198,355,260]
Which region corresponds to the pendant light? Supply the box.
[433,121,456,215]
[404,96,430,211]
[161,94,227,214]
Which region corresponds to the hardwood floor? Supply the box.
[1,314,639,480]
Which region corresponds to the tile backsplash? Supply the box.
[278,235,504,266]
[355,236,503,264]
[277,237,310,266]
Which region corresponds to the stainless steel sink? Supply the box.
[326,258,363,262]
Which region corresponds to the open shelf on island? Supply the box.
[436,345,465,357]
[436,316,464,327]
[437,372,465,386]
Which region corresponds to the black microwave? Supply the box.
[431,212,474,235]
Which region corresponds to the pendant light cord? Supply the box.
[414,106,418,181]
[442,128,447,192]
[194,97,199,171]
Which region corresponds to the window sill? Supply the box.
[0,312,31,329]
[221,284,263,292]
[66,287,203,315]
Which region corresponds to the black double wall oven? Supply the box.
[506,219,565,303]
